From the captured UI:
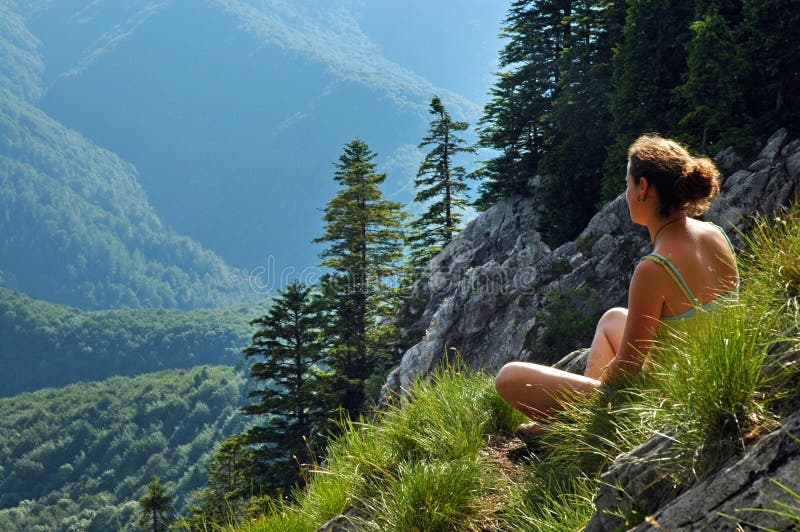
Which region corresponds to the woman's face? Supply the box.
[624,160,642,223]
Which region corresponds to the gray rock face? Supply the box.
[385,130,799,399]
[384,190,650,399]
[588,410,800,532]
[585,432,684,532]
[714,145,743,175]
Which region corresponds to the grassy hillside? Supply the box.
[229,207,800,531]
[0,287,268,396]
[0,365,250,531]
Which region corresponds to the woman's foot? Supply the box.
[514,421,548,446]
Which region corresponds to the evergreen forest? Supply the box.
[0,366,249,531]
[0,288,264,396]
[0,88,251,310]
[476,0,799,245]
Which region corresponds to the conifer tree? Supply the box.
[741,0,800,135]
[184,435,258,526]
[137,475,172,532]
[313,139,406,418]
[537,0,626,244]
[602,0,695,201]
[475,0,570,209]
[408,96,474,278]
[241,280,330,492]
[676,2,746,153]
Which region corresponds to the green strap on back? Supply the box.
[640,252,700,307]
[640,222,736,308]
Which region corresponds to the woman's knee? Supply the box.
[495,362,528,394]
[595,307,628,339]
[599,307,628,325]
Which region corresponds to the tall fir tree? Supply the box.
[407,96,474,278]
[602,0,695,201]
[675,2,746,153]
[741,0,800,139]
[181,435,260,527]
[313,140,406,418]
[137,475,172,532]
[475,0,570,209]
[537,0,626,244]
[241,280,330,493]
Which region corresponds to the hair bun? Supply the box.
[674,157,720,214]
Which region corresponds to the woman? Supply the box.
[495,134,739,418]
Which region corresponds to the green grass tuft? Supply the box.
[644,300,781,471]
[366,457,505,531]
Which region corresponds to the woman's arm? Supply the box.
[600,260,665,383]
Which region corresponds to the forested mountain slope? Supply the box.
[0,365,249,531]
[0,87,252,309]
[0,1,255,309]
[0,287,266,396]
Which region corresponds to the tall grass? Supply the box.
[365,457,506,531]
[738,206,800,414]
[241,366,526,531]
[505,469,597,531]
[643,300,782,472]
[740,207,800,308]
[499,204,800,528]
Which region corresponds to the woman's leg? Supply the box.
[584,307,628,380]
[495,362,600,418]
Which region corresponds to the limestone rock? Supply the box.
[552,347,590,375]
[630,410,800,531]
[316,501,370,531]
[586,432,684,532]
[758,128,788,161]
[587,410,800,531]
[714,145,742,176]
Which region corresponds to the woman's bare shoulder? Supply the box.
[630,257,671,293]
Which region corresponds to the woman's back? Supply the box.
[647,218,738,320]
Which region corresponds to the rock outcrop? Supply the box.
[385,129,800,398]
[588,409,800,531]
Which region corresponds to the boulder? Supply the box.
[587,409,800,531]
[758,128,789,161]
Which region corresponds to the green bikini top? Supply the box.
[640,223,737,322]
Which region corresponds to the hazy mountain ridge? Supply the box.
[213,0,482,120]
[1,0,490,273]
[0,286,265,396]
[0,1,43,100]
[0,86,252,309]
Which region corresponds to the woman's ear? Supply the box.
[637,176,649,201]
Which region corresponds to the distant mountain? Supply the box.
[0,286,267,396]
[2,1,259,309]
[0,365,249,531]
[0,0,502,281]
[0,87,259,309]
